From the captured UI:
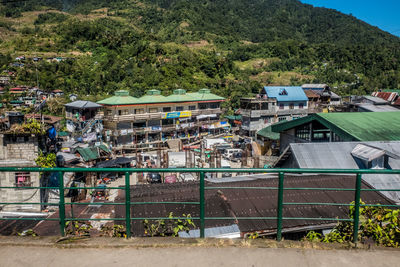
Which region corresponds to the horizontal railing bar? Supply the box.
[131,202,200,205]
[283,187,355,191]
[282,217,352,221]
[64,202,200,205]
[205,187,278,190]
[1,167,400,174]
[65,218,125,221]
[64,187,124,190]
[130,217,201,220]
[283,202,352,206]
[65,202,125,205]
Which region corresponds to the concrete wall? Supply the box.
[0,134,40,212]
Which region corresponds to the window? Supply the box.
[122,109,128,115]
[210,103,218,109]
[289,103,294,109]
[199,103,208,109]
[135,109,144,114]
[118,110,122,115]
[371,157,384,169]
[176,106,184,111]
[107,110,113,116]
[299,103,304,109]
[278,117,287,122]
[279,103,284,109]
[15,172,31,187]
[189,106,196,110]
[149,108,158,113]
[163,107,171,112]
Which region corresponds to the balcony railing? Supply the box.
[1,167,400,243]
[104,109,222,122]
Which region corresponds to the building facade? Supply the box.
[0,134,41,212]
[97,89,227,147]
[240,86,309,136]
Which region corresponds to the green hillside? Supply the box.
[0,0,399,110]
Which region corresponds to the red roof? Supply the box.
[372,91,398,102]
[304,90,320,99]
[52,89,63,93]
[10,87,24,91]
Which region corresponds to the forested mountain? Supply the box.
[0,0,399,110]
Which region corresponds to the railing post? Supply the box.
[353,173,362,245]
[200,171,205,238]
[58,171,65,237]
[125,172,131,238]
[277,172,284,241]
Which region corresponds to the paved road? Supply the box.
[0,245,399,267]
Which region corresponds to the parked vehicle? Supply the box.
[147,173,162,184]
[224,149,243,160]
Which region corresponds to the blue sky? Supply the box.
[300,0,400,37]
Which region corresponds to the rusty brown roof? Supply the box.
[372,92,398,102]
[304,90,320,99]
[115,175,393,236]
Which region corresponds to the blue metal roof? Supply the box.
[263,86,308,102]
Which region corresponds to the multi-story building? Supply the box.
[240,86,309,136]
[97,89,227,147]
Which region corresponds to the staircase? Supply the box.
[272,146,292,167]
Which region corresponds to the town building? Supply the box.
[97,89,227,147]
[268,112,400,152]
[240,86,309,137]
[0,133,41,212]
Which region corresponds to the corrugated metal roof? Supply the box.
[357,104,400,112]
[256,125,280,140]
[97,90,139,105]
[272,112,400,141]
[362,95,388,104]
[65,100,102,109]
[372,91,398,102]
[351,144,386,161]
[186,89,225,102]
[301,84,328,90]
[76,144,111,161]
[288,141,400,202]
[115,175,393,236]
[263,86,308,102]
[304,90,320,98]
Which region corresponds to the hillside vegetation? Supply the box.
[0,0,399,110]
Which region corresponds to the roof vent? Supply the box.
[278,89,288,95]
[114,90,130,96]
[351,144,400,169]
[147,89,161,96]
[198,88,210,94]
[173,89,186,95]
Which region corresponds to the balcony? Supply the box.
[104,109,223,122]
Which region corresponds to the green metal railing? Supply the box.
[1,167,400,243]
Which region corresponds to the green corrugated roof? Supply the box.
[272,112,400,141]
[186,89,225,102]
[165,89,195,102]
[137,89,168,104]
[10,100,23,104]
[97,89,225,105]
[257,125,280,140]
[76,144,111,161]
[225,115,242,120]
[97,90,139,105]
